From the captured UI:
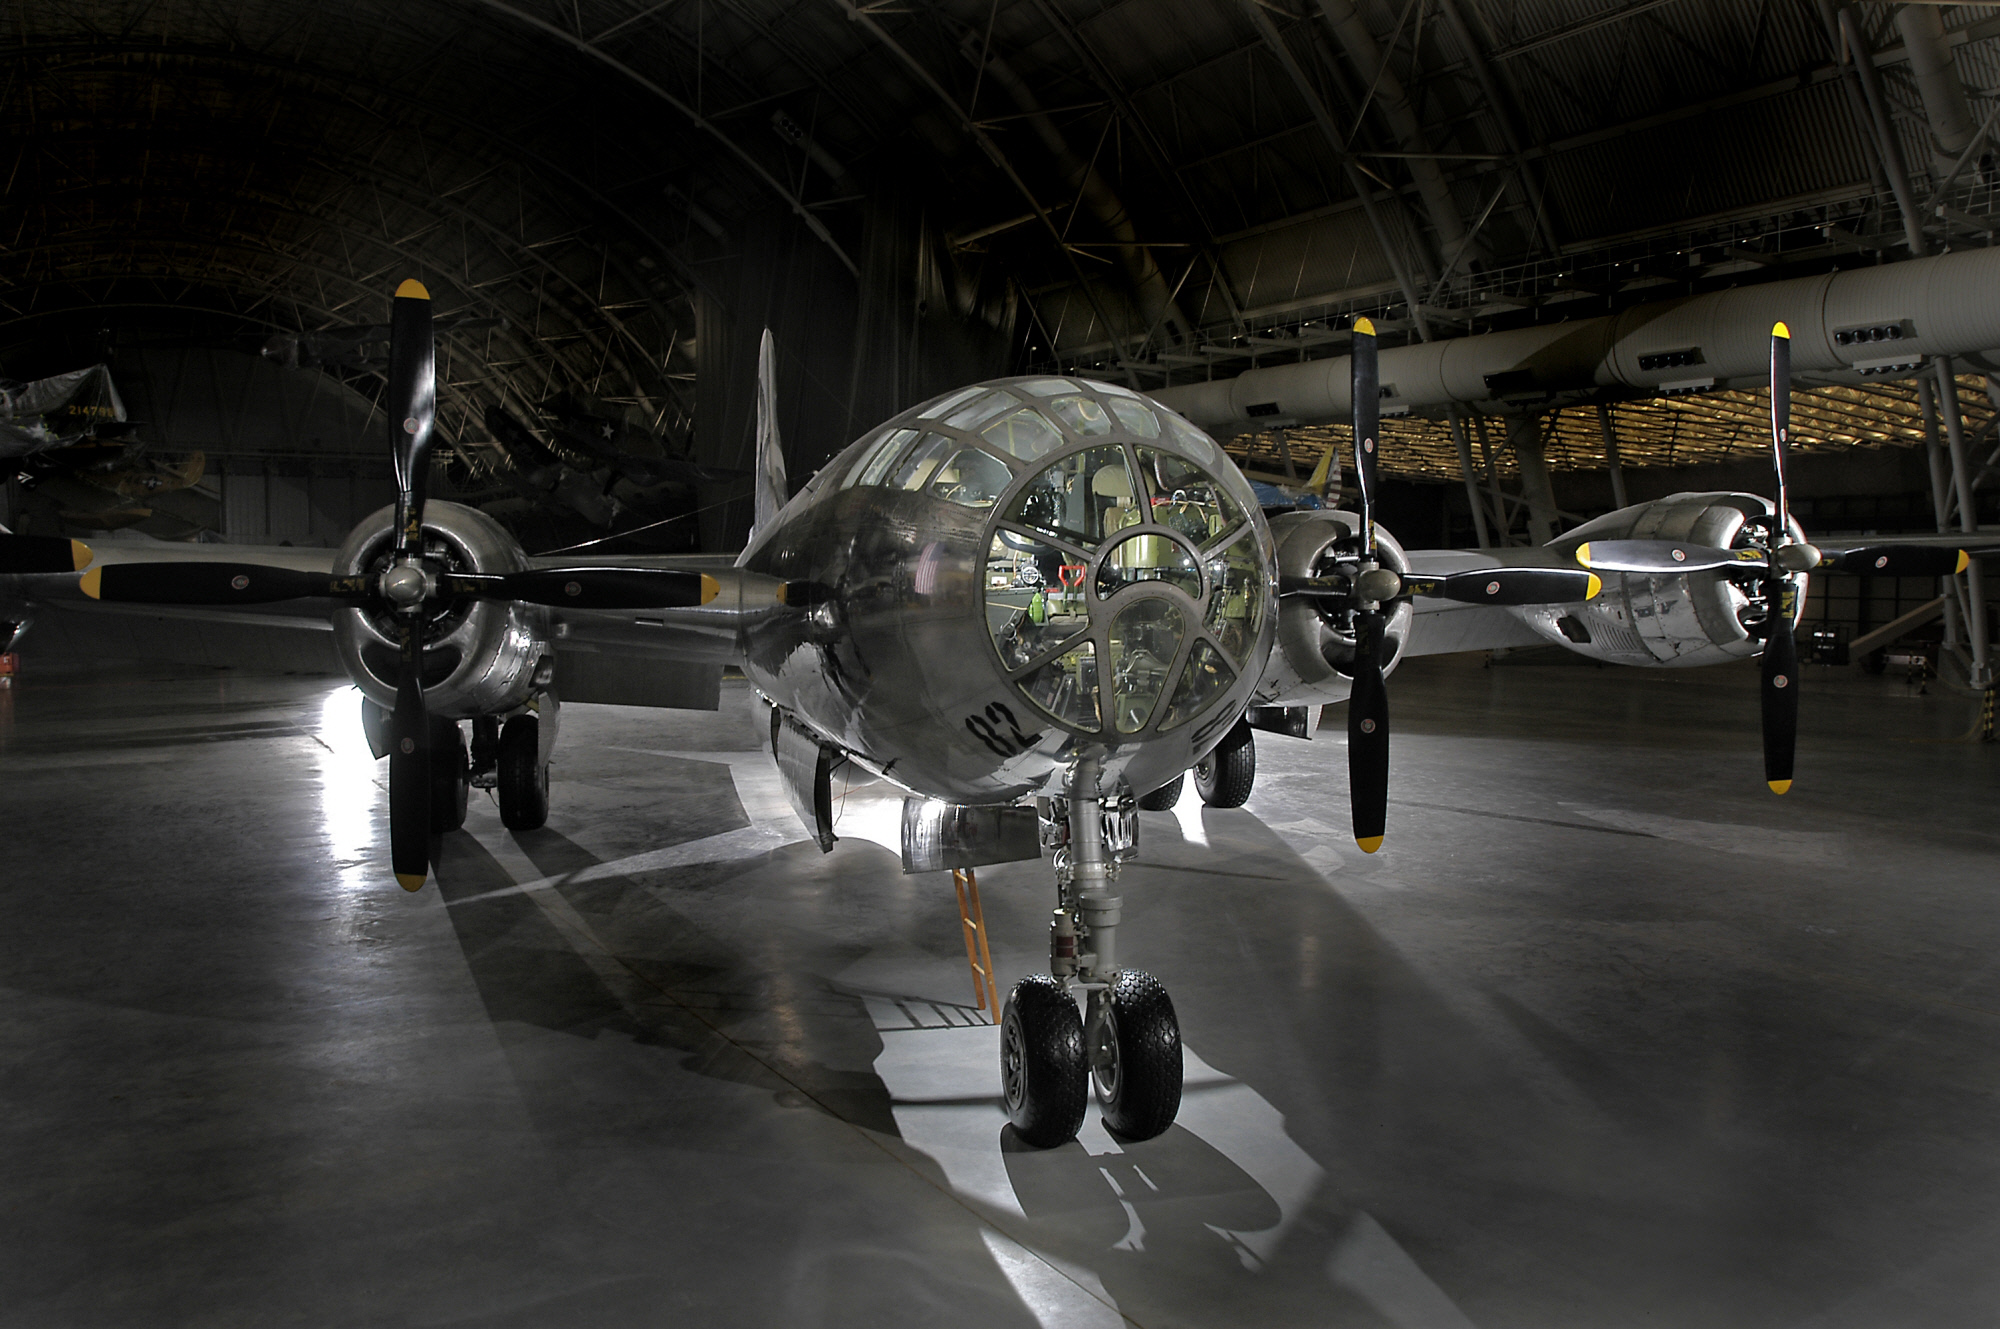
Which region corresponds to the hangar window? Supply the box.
[844,428,918,488]
[982,407,1065,461]
[1107,398,1161,438]
[1107,599,1185,733]
[1019,639,1100,731]
[1004,446,1138,546]
[1158,640,1235,731]
[1138,448,1240,547]
[928,449,1011,508]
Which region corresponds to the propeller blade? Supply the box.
[1575,540,1768,574]
[439,567,719,610]
[388,620,432,891]
[1771,323,1792,536]
[1352,317,1380,557]
[0,535,92,574]
[1347,610,1390,853]
[81,562,372,605]
[1819,544,1970,577]
[388,279,438,561]
[1404,567,1603,605]
[1761,591,1799,795]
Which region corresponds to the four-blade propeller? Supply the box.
[61,279,718,891]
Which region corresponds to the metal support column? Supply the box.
[1447,406,1492,548]
[1596,404,1630,511]
[1830,2,1931,256]
[1935,358,1991,685]
[1509,414,1561,546]
[1918,375,1965,651]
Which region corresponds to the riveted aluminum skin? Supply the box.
[332,501,551,718]
[735,377,1279,804]
[1254,508,1415,709]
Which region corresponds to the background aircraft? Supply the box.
[0,286,1974,1151]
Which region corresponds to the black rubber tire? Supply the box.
[1193,729,1256,807]
[1136,773,1185,811]
[1090,970,1183,1141]
[1001,975,1088,1148]
[430,720,469,833]
[498,714,549,831]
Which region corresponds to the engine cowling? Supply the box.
[332,500,552,717]
[1252,508,1415,708]
[1525,492,1805,667]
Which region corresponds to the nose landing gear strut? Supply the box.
[1001,757,1183,1147]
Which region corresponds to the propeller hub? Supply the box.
[1354,567,1402,604]
[380,561,432,608]
[1773,542,1821,573]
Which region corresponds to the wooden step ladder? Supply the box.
[952,868,999,1021]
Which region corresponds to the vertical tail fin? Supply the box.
[1304,440,1340,503]
[751,328,787,541]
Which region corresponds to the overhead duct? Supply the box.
[1151,248,2000,429]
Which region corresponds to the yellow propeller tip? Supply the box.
[1356,835,1383,854]
[699,573,720,605]
[79,567,102,599]
[395,279,432,301]
[395,872,428,892]
[1585,573,1603,600]
[1352,316,1375,337]
[1956,550,1970,574]
[1767,779,1791,796]
[1772,321,1791,339]
[1575,541,1593,567]
[70,539,93,571]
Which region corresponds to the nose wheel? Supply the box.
[1001,975,1088,1147]
[1088,971,1182,1140]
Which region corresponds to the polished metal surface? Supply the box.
[737,376,1278,804]
[899,797,1043,874]
[331,501,550,719]
[1255,508,1414,709]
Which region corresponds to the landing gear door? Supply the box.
[773,713,838,853]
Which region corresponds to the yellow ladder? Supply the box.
[952,868,1000,1020]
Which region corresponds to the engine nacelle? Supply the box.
[332,501,553,717]
[1251,509,1415,708]
[1523,492,1805,668]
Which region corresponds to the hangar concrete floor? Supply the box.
[2,651,1996,1329]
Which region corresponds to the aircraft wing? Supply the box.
[1397,545,1576,658]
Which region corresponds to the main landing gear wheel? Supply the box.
[1001,974,1088,1147]
[1194,722,1256,808]
[498,713,549,831]
[430,719,469,832]
[1089,970,1183,1141]
[1136,773,1184,811]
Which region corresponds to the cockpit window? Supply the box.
[1046,396,1114,438]
[944,390,1019,432]
[1107,599,1184,733]
[920,384,986,420]
[929,449,1011,508]
[889,432,956,490]
[1158,640,1236,731]
[1160,410,1217,466]
[1137,448,1240,548]
[844,427,917,488]
[981,407,1065,461]
[1016,378,1079,396]
[1204,530,1265,664]
[1019,640,1100,732]
[1096,531,1201,600]
[1107,397,1160,438]
[1003,446,1139,547]
[985,530,1088,671]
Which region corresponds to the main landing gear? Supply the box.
[369,691,558,835]
[1135,714,1257,812]
[1003,758,1183,1148]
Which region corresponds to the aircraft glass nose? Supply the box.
[981,421,1267,741]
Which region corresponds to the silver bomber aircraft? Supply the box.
[0,288,1972,1148]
